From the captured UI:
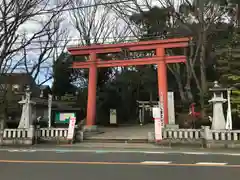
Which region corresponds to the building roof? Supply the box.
[0,73,36,86]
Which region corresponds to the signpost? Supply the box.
[67,116,76,141]
[159,92,164,127]
[152,92,165,142]
[152,107,162,141]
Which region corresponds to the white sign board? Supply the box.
[167,92,175,124]
[152,107,160,118]
[152,107,162,141]
[67,117,76,140]
[110,109,117,124]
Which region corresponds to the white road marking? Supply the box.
[143,151,166,154]
[196,162,227,165]
[223,153,240,156]
[8,149,36,152]
[183,152,208,155]
[141,161,172,164]
[8,150,19,152]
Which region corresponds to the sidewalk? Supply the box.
[33,142,240,153]
[2,142,240,155]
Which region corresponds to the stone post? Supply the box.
[26,125,35,145]
[209,81,227,130]
[202,126,212,148]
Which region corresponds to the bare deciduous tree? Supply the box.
[0,0,69,130]
[108,0,148,40]
[0,0,69,68]
[21,14,70,86]
[69,0,132,45]
[68,0,133,88]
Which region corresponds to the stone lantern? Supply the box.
[18,86,36,128]
[209,81,227,130]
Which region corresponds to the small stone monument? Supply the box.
[18,86,36,129]
[109,109,117,125]
[209,81,227,130]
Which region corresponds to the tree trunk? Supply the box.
[174,73,187,103]
[178,82,187,103]
[199,31,207,117]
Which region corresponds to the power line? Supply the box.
[3,31,228,51]
[9,31,227,47]
[0,0,134,29]
[7,33,228,51]
[8,32,187,47]
[12,34,138,45]
[37,0,134,15]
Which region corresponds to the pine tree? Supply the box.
[52,53,76,97]
[216,30,240,116]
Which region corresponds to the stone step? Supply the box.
[83,138,148,143]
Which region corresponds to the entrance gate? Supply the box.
[67,37,191,129]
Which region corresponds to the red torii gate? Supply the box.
[67,37,191,129]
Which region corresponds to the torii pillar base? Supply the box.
[83,125,98,132]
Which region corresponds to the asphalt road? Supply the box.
[0,149,240,180]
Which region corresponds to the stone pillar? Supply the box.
[202,126,212,148]
[165,92,179,129]
[167,92,175,124]
[209,81,227,130]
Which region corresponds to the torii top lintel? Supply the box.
[68,37,191,55]
[67,37,192,68]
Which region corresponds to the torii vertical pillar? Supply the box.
[157,48,168,125]
[85,53,98,131]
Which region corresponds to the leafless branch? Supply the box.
[0,0,70,75]
[69,0,135,45]
[19,14,70,85]
[108,0,152,39]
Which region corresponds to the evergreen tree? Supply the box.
[216,28,240,116]
[52,53,76,96]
